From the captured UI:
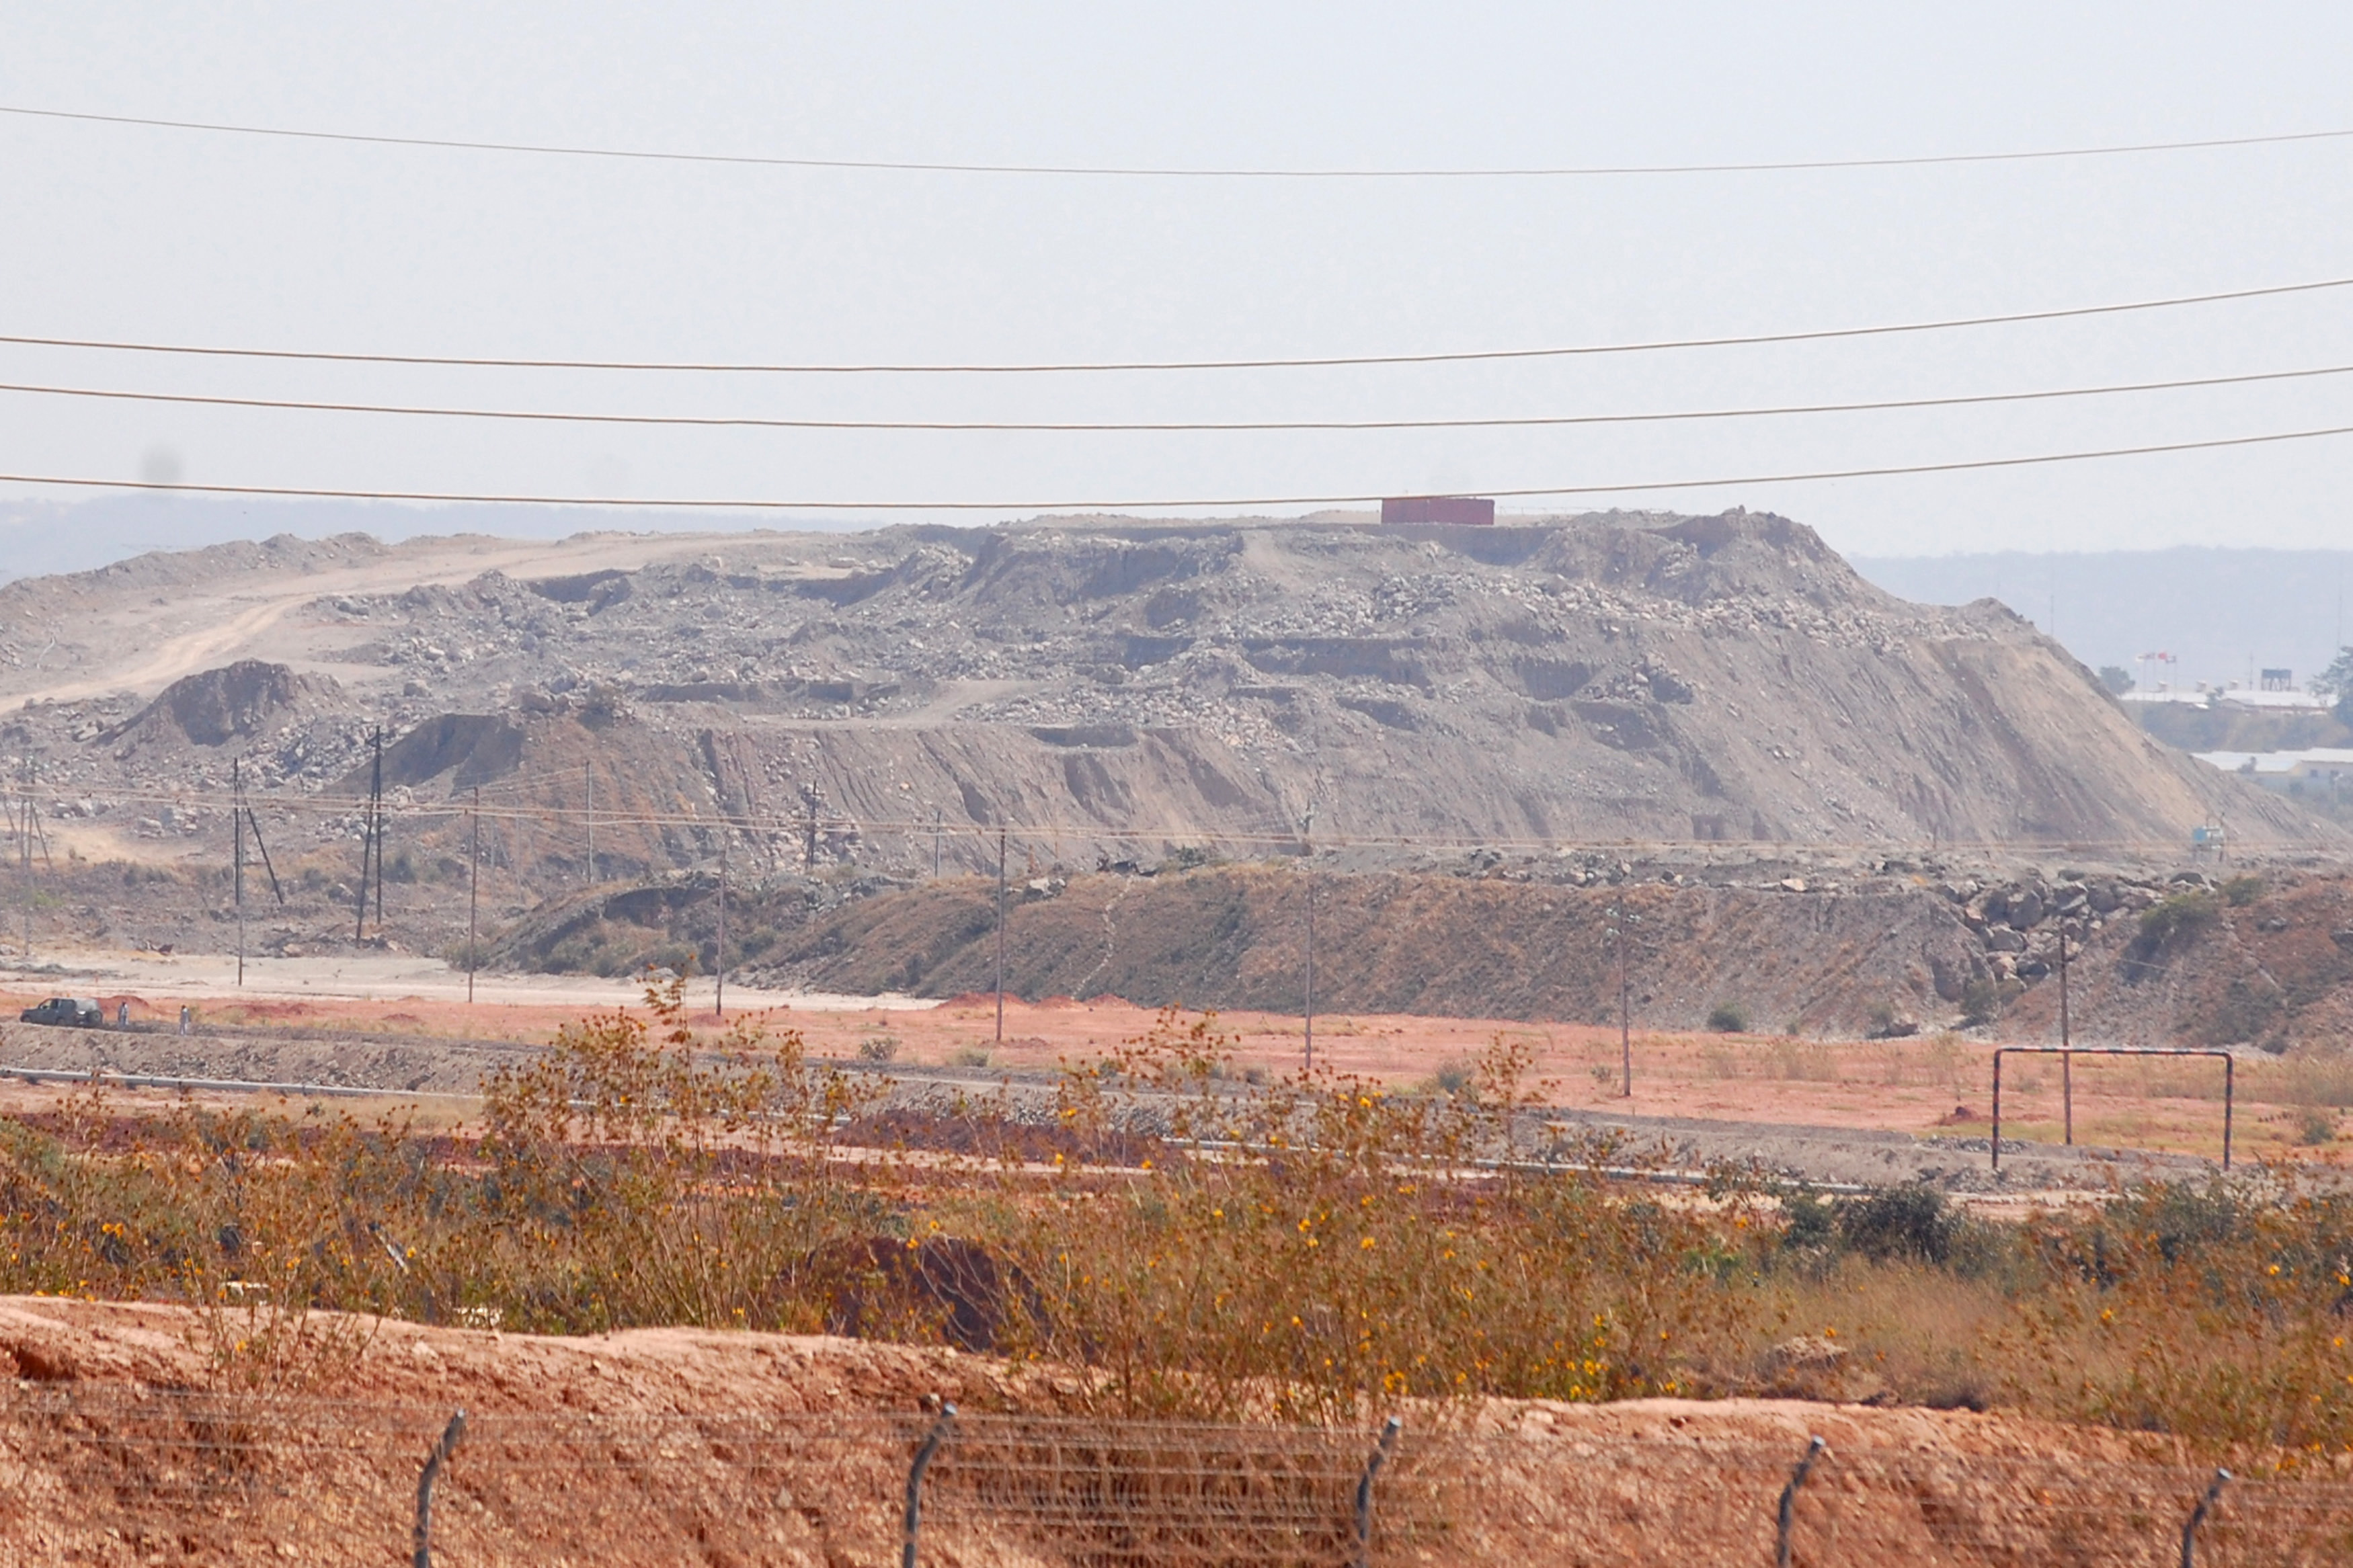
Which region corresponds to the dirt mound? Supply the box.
[7,511,2333,888]
[332,710,525,793]
[744,864,1986,1034]
[477,858,2353,1042]
[97,658,340,748]
[4,1295,2327,1567]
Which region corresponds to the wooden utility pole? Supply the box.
[233,759,246,987]
[994,827,1008,1044]
[355,729,383,942]
[372,728,386,930]
[932,809,943,878]
[244,798,284,909]
[584,764,596,885]
[1301,802,1316,1073]
[1615,893,1632,1098]
[2059,919,2073,1145]
[1304,880,1316,1073]
[20,756,32,962]
[467,787,481,1005]
[803,787,820,873]
[715,829,728,1020]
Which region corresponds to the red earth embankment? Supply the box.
[1,1297,2341,1566]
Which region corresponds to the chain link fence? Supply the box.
[4,1383,2350,1565]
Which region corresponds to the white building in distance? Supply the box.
[2194,747,2353,795]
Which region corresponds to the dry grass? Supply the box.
[5,989,2353,1460]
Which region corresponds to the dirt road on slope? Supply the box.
[0,528,781,706]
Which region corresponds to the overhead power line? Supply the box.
[0,778,2269,859]
[3,360,2350,433]
[5,101,2350,177]
[3,275,2348,376]
[5,419,2353,511]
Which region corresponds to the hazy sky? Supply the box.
[3,3,2352,555]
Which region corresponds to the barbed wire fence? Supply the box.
[5,1384,2349,1566]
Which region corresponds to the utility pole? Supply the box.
[467,787,481,1005]
[715,829,728,1020]
[19,755,32,962]
[1613,891,1633,1099]
[354,729,381,942]
[932,809,943,878]
[233,759,246,987]
[1301,802,1316,1073]
[372,727,386,930]
[2058,918,2073,1145]
[1304,880,1316,1073]
[994,827,1008,1045]
[19,756,32,962]
[803,786,820,873]
[243,796,283,910]
[584,764,596,886]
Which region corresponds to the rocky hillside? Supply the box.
[0,509,2329,885]
[461,852,2350,1049]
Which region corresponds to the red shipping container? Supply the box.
[1380,495,1495,526]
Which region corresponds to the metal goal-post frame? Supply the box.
[1989,1046,2233,1172]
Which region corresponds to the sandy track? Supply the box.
[3,528,772,706]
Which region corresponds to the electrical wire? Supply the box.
[6,101,2351,177]
[3,274,2349,375]
[4,360,2351,433]
[0,778,2279,859]
[5,418,2353,511]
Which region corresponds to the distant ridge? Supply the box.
[1851,547,2353,696]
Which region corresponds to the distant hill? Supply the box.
[1850,548,2353,696]
[0,494,843,583]
[13,502,2350,708]
[0,507,2326,856]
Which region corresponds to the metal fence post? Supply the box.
[1776,1434,1825,1568]
[2180,1467,2230,1568]
[2221,1056,2234,1171]
[902,1402,957,1568]
[1353,1415,1402,1568]
[412,1409,466,1568]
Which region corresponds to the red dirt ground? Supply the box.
[3,1296,2335,1567]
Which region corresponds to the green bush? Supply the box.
[1780,1192,1837,1251]
[1960,978,2001,1027]
[1704,1002,1749,1034]
[2139,889,2221,946]
[1837,1183,1958,1264]
[2221,874,2266,907]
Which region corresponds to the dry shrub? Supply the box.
[2265,1052,2353,1109]
[463,972,885,1333]
[0,977,890,1351]
[9,993,2353,1456]
[1000,1011,1765,1421]
[1991,1179,2353,1461]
